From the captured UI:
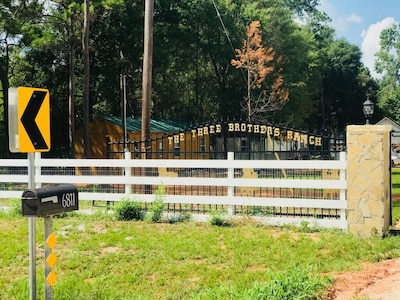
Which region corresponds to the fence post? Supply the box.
[227,152,235,215]
[124,150,131,196]
[346,125,392,236]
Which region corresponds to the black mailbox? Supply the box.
[22,184,79,217]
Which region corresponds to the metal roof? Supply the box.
[102,116,187,133]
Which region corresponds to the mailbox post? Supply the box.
[22,184,79,300]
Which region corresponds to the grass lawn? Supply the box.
[0,169,399,299]
[392,167,400,224]
[2,203,400,300]
[392,167,400,195]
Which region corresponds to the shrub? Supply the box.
[147,185,165,223]
[8,198,22,217]
[209,210,231,227]
[165,212,191,223]
[115,198,144,221]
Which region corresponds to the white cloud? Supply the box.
[319,0,362,33]
[347,14,362,24]
[361,17,396,78]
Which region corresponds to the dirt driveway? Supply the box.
[326,195,400,300]
[326,256,400,299]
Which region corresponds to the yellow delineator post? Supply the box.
[45,217,57,299]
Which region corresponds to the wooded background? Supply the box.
[1,0,398,158]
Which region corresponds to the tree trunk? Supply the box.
[1,43,10,156]
[68,13,76,158]
[141,0,154,159]
[83,0,90,158]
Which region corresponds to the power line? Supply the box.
[211,0,237,58]
[211,0,251,100]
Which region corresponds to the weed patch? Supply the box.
[209,210,232,227]
[146,185,164,223]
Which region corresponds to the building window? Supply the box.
[201,137,206,155]
[159,142,164,158]
[174,141,180,158]
[134,142,140,158]
[241,139,247,152]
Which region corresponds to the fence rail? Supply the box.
[0,152,347,229]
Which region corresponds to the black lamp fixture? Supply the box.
[362,95,374,125]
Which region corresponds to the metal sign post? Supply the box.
[9,87,53,300]
[28,217,36,300]
[27,152,36,300]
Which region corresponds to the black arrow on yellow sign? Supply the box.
[21,90,49,150]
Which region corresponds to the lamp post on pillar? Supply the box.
[363,96,374,125]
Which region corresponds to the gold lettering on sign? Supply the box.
[216,124,222,133]
[165,123,324,148]
[209,125,215,134]
[287,131,293,140]
[293,132,300,141]
[301,134,308,144]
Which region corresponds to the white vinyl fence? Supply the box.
[0,152,347,229]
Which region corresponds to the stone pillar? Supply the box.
[347,125,392,236]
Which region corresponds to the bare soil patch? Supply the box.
[325,257,400,300]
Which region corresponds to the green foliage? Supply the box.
[393,201,400,226]
[320,39,369,131]
[7,198,22,217]
[241,265,332,299]
[1,0,380,158]
[147,185,165,223]
[164,212,191,224]
[392,168,400,225]
[392,168,400,191]
[375,23,400,122]
[300,220,311,232]
[209,210,232,227]
[245,206,273,216]
[114,198,144,221]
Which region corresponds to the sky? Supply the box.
[318,0,400,78]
